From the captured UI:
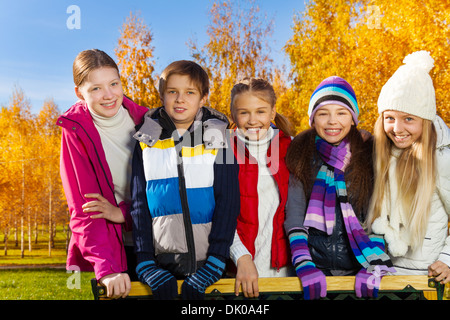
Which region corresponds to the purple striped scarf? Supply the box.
[304,136,394,271]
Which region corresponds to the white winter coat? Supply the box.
[371,116,450,275]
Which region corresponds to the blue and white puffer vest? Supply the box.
[133,107,230,276]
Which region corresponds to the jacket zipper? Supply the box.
[151,109,197,275]
[173,133,197,275]
[176,157,197,275]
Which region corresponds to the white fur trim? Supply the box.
[372,217,408,257]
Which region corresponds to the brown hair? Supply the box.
[286,126,374,215]
[158,60,209,98]
[73,49,120,87]
[230,77,295,137]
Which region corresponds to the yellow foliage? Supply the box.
[0,88,66,237]
[188,0,274,117]
[284,0,450,133]
[115,11,158,109]
[110,1,449,135]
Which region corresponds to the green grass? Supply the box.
[0,227,95,300]
[0,268,95,300]
[0,246,67,266]
[0,227,68,266]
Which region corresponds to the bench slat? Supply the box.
[93,275,440,299]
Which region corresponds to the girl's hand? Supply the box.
[83,193,125,223]
[235,254,259,298]
[428,261,450,284]
[99,272,131,299]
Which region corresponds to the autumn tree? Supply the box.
[0,88,66,257]
[115,11,158,109]
[371,0,450,125]
[0,177,12,255]
[0,103,19,255]
[0,86,34,257]
[284,0,450,133]
[188,0,274,117]
[35,98,64,256]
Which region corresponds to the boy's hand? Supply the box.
[181,256,225,300]
[136,260,178,300]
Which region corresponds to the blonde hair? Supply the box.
[230,77,294,137]
[366,115,437,250]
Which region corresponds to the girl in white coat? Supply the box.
[366,51,450,284]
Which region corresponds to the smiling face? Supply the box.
[231,92,276,141]
[383,110,424,149]
[75,67,123,118]
[162,74,207,131]
[312,104,354,145]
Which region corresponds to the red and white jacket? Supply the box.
[232,128,292,270]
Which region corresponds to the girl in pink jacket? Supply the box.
[57,49,148,298]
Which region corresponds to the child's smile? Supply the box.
[383,110,424,149]
[75,67,123,118]
[231,93,275,141]
[312,104,354,145]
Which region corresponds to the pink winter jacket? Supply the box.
[57,96,148,280]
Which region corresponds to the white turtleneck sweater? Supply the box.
[230,127,291,277]
[89,105,136,246]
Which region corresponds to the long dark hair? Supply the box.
[286,126,374,216]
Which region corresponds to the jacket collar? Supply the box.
[133,106,229,149]
[56,96,147,128]
[434,115,450,150]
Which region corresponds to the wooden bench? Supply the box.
[91,275,447,300]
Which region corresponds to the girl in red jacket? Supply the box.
[228,78,295,298]
[57,49,148,298]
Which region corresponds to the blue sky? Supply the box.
[0,0,304,114]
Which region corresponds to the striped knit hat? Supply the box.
[308,76,359,126]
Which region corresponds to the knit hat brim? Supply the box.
[308,76,359,127]
[309,100,359,126]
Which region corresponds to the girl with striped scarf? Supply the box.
[284,76,395,300]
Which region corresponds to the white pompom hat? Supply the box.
[377,50,436,121]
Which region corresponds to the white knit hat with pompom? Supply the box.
[377,50,436,121]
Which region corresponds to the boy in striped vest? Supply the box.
[130,60,240,300]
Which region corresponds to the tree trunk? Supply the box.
[34,210,38,244]
[14,216,18,247]
[48,176,52,257]
[28,208,32,252]
[21,159,24,258]
[20,216,24,258]
[3,227,8,256]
